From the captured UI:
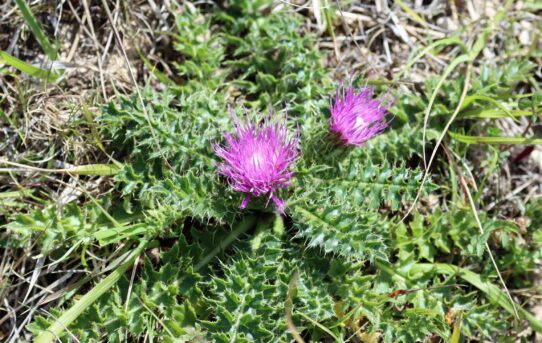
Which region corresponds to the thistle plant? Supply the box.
[213,109,299,213]
[329,79,393,146]
[18,3,542,343]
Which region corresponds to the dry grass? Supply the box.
[0,1,177,340]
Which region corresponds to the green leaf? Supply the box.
[93,223,148,246]
[0,50,60,82]
[295,160,430,211]
[459,108,535,119]
[201,229,335,342]
[65,163,121,176]
[410,263,542,333]
[291,205,388,262]
[14,0,58,60]
[395,37,467,81]
[395,0,427,27]
[139,51,175,87]
[449,131,542,145]
[34,239,149,343]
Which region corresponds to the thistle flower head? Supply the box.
[213,109,299,213]
[329,79,393,146]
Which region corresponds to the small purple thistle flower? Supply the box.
[213,109,299,214]
[329,79,393,146]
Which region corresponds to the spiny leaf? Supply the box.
[296,160,431,211]
[291,205,389,262]
[410,263,542,333]
[201,229,335,342]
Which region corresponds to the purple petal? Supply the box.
[329,78,394,146]
[214,108,299,213]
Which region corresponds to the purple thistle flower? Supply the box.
[329,79,393,146]
[213,109,299,214]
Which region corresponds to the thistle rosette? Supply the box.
[329,79,393,146]
[213,109,299,213]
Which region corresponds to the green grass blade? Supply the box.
[139,51,175,86]
[410,263,542,333]
[0,50,60,82]
[194,215,257,271]
[422,53,471,166]
[297,311,340,341]
[394,38,467,81]
[14,0,58,60]
[449,310,462,343]
[63,163,121,176]
[469,0,514,59]
[459,108,535,119]
[449,131,542,145]
[460,95,515,116]
[450,310,463,343]
[0,190,32,198]
[34,239,149,343]
[0,108,25,141]
[395,0,427,27]
[0,161,120,176]
[94,224,148,246]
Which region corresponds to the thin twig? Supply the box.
[81,0,108,100]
